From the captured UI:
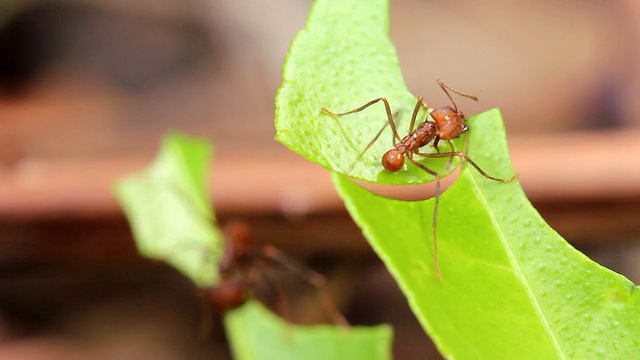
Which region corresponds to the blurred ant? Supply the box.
[322,79,516,279]
[201,221,349,328]
[163,185,350,332]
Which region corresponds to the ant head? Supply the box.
[219,221,252,275]
[382,149,404,172]
[434,79,477,140]
[223,221,251,258]
[430,106,467,140]
[207,281,247,312]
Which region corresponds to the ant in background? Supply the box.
[322,79,516,279]
[201,221,350,328]
[162,185,350,333]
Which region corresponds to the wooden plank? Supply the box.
[1,129,640,219]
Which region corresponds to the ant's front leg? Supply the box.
[431,136,456,170]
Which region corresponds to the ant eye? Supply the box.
[462,125,468,132]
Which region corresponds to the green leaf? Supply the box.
[225,300,393,360]
[114,132,223,287]
[277,0,640,358]
[275,0,461,184]
[115,133,393,357]
[334,109,640,359]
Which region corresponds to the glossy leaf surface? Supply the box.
[275,0,460,184]
[115,133,222,287]
[334,109,640,359]
[226,300,393,360]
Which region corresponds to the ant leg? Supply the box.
[408,96,424,133]
[353,110,399,171]
[348,121,389,172]
[406,155,442,280]
[323,98,404,172]
[457,131,516,182]
[431,138,458,173]
[432,136,457,169]
[250,265,292,324]
[418,137,456,171]
[461,156,516,182]
[433,173,442,281]
[391,112,400,147]
[444,139,456,170]
[321,97,402,143]
[259,246,350,328]
[433,136,440,152]
[406,152,439,176]
[416,150,516,182]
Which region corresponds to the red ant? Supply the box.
[321,79,516,280]
[161,184,349,331]
[202,221,350,328]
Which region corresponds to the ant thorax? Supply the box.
[414,121,438,148]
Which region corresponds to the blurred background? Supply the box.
[1,0,640,358]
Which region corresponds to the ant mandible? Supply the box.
[321,79,516,280]
[202,221,350,328]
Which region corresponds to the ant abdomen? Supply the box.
[382,149,404,172]
[207,281,248,312]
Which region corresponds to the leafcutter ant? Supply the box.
[162,185,350,332]
[321,79,516,279]
[201,221,350,328]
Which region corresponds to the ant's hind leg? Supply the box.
[259,246,350,328]
[321,97,402,144]
[457,130,516,182]
[460,156,517,183]
[250,267,292,323]
[416,150,516,183]
[406,155,442,280]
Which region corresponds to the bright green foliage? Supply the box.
[275,0,460,184]
[276,0,640,358]
[115,133,394,358]
[114,133,223,287]
[225,300,393,360]
[334,109,640,359]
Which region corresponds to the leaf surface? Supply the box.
[276,0,640,358]
[334,109,640,359]
[225,300,393,360]
[275,0,461,184]
[115,133,393,358]
[114,133,222,287]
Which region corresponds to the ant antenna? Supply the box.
[437,79,479,112]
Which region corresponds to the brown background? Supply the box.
[1,0,640,359]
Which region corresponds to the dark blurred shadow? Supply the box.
[0,1,220,96]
